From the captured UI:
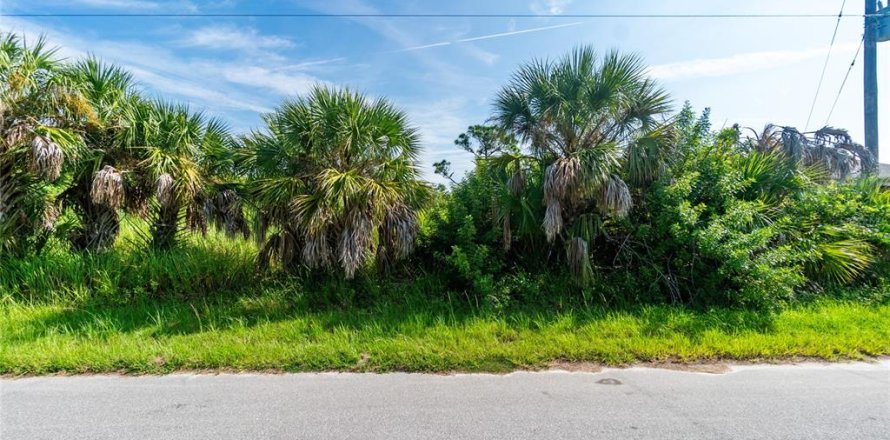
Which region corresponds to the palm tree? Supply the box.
[0,34,87,255]
[492,46,672,279]
[62,59,243,251]
[743,124,873,180]
[61,56,142,250]
[239,86,429,278]
[187,117,250,240]
[112,99,237,250]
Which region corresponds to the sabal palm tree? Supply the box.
[187,117,250,240]
[240,86,429,278]
[119,99,235,249]
[0,34,87,255]
[492,46,672,279]
[63,59,241,251]
[62,56,142,250]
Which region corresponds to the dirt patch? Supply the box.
[641,361,731,374]
[546,360,604,373]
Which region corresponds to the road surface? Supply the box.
[2,361,889,439]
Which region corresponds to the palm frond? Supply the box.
[90,165,124,209]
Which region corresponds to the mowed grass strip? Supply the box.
[1,297,888,375]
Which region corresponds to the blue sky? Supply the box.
[3,0,888,182]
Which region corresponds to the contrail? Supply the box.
[277,21,586,70]
[391,21,585,52]
[456,21,584,43]
[272,57,348,72]
[387,41,453,53]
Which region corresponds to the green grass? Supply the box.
[2,294,888,375]
[2,223,888,375]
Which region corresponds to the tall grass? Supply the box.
[2,219,889,374]
[0,218,259,304]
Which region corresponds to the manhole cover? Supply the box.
[596,378,622,385]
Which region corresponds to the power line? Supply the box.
[0,12,869,19]
[805,0,846,131]
[824,35,865,126]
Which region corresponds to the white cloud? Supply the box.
[2,17,297,114]
[126,66,272,113]
[648,43,860,81]
[529,0,574,15]
[182,25,295,51]
[222,66,318,96]
[402,98,476,182]
[464,46,499,66]
[298,0,466,84]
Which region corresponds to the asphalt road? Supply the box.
[2,361,889,440]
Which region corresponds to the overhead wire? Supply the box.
[0,13,868,18]
[824,34,865,126]
[805,0,847,131]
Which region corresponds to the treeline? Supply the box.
[2,35,888,309]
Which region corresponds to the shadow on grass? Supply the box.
[4,287,777,345]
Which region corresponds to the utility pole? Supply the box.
[864,0,879,170]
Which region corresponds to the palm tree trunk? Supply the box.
[151,202,179,250]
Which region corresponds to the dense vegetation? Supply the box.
[1,34,889,374]
[2,34,888,311]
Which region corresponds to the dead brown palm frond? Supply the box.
[544,156,582,204]
[155,173,175,208]
[4,124,31,148]
[338,209,373,278]
[596,174,632,217]
[90,165,125,209]
[779,127,808,164]
[378,203,418,263]
[258,229,299,272]
[187,194,208,235]
[41,203,59,231]
[814,126,853,144]
[759,125,875,179]
[29,135,63,181]
[567,236,594,284]
[747,124,782,153]
[202,189,249,238]
[541,157,582,242]
[543,198,563,242]
[302,227,333,269]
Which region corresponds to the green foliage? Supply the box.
[626,118,890,309]
[2,35,889,316]
[1,34,88,256]
[238,86,430,278]
[428,99,890,311]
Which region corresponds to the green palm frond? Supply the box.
[624,123,677,187]
[492,46,670,255]
[1,33,87,254]
[814,239,874,284]
[241,85,426,277]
